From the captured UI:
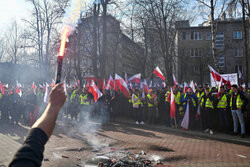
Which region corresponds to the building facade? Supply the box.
[176,18,249,85]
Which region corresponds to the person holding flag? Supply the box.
[181,87,198,130]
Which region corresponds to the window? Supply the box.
[207,48,212,57]
[191,32,202,40]
[233,31,242,39]
[206,32,211,40]
[182,32,186,40]
[193,66,200,73]
[215,32,224,49]
[235,65,243,73]
[190,48,202,57]
[216,54,225,67]
[182,49,187,56]
[234,48,243,57]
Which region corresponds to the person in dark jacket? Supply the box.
[9,83,66,167]
[230,84,248,138]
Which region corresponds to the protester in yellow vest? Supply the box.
[132,89,142,124]
[216,86,230,132]
[200,88,215,135]
[230,85,248,138]
[147,89,157,125]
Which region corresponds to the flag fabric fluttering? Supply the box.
[173,74,178,87]
[128,73,141,83]
[153,66,165,81]
[184,82,188,93]
[0,82,5,94]
[16,81,22,97]
[115,74,130,98]
[106,75,114,90]
[190,81,196,93]
[50,80,55,88]
[32,82,36,95]
[238,68,244,85]
[181,102,189,130]
[88,80,103,102]
[208,65,231,87]
[44,83,49,103]
[170,88,176,119]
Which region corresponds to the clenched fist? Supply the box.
[49,83,66,109]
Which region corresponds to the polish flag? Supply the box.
[115,74,130,98]
[106,75,114,90]
[173,74,178,87]
[184,82,188,93]
[0,82,5,95]
[170,88,176,119]
[142,79,149,94]
[88,80,103,102]
[16,81,22,97]
[189,80,196,93]
[162,82,166,88]
[128,73,141,83]
[208,65,221,82]
[32,82,36,95]
[153,66,165,81]
[181,102,189,130]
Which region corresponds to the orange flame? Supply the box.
[59,26,71,57]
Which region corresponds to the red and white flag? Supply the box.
[128,73,141,83]
[106,75,114,90]
[115,74,130,98]
[208,65,221,82]
[142,79,149,94]
[32,82,36,95]
[153,66,165,81]
[88,80,103,102]
[16,81,22,97]
[184,82,188,93]
[170,88,176,119]
[173,74,178,87]
[125,72,128,84]
[189,80,195,93]
[0,82,5,95]
[181,102,189,130]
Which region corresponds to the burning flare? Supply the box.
[59,26,71,57]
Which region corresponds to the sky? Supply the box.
[0,0,30,31]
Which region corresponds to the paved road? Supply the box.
[0,121,250,167]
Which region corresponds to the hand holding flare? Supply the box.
[56,26,71,84]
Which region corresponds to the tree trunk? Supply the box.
[210,0,219,71]
[242,0,249,89]
[92,4,99,78]
[101,0,108,78]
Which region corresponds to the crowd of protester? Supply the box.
[0,83,249,138]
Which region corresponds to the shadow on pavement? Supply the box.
[0,122,29,144]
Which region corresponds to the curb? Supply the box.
[116,119,250,146]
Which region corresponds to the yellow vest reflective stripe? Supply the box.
[205,98,213,109]
[230,94,243,109]
[217,94,227,108]
[80,94,89,105]
[70,90,77,101]
[133,94,141,106]
[201,96,213,109]
[129,98,132,103]
[197,92,204,101]
[165,91,170,102]
[0,93,2,99]
[174,92,181,105]
[147,94,154,107]
[183,94,196,107]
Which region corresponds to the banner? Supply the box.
[210,73,238,87]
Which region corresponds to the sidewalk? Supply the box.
[117,119,250,146]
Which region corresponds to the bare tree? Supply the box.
[5,20,23,64]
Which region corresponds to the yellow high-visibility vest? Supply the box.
[147,94,154,107]
[217,94,227,109]
[230,94,243,109]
